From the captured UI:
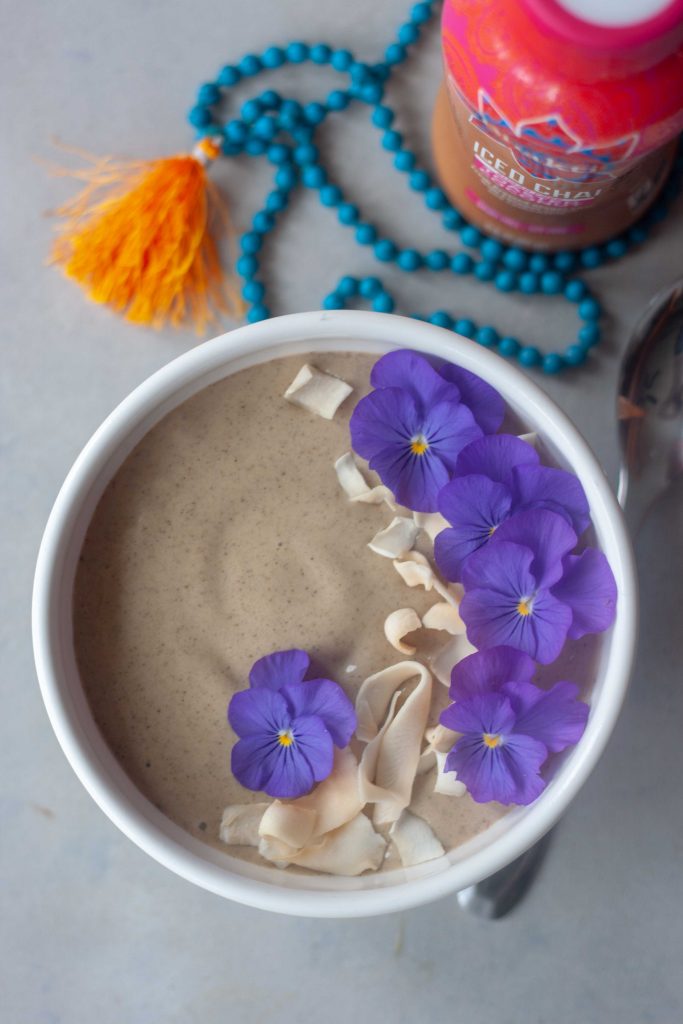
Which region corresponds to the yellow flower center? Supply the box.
[410,435,429,456]
[517,598,533,616]
[482,733,501,749]
[277,729,294,747]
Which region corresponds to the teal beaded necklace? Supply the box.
[128,3,683,372]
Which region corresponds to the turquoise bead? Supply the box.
[197,83,220,106]
[397,249,422,271]
[304,102,326,125]
[254,116,277,141]
[529,253,549,273]
[267,143,290,164]
[260,90,282,110]
[275,165,297,189]
[217,65,240,87]
[226,120,248,143]
[266,190,288,213]
[481,238,503,261]
[294,144,318,165]
[241,231,262,254]
[443,209,464,230]
[247,304,270,322]
[606,238,627,259]
[628,225,648,244]
[236,255,259,278]
[409,170,430,192]
[495,270,517,292]
[362,83,384,104]
[310,44,332,64]
[245,138,266,155]
[461,225,482,248]
[239,54,262,76]
[476,326,498,347]
[540,271,563,294]
[452,253,473,274]
[262,46,285,68]
[221,141,241,156]
[382,130,402,152]
[355,223,377,245]
[286,42,309,63]
[338,203,360,225]
[360,276,382,298]
[241,98,262,123]
[475,261,496,281]
[374,239,397,261]
[426,249,448,270]
[372,106,394,129]
[519,346,541,367]
[326,90,350,111]
[253,212,274,233]
[580,247,602,268]
[578,297,601,320]
[542,353,565,374]
[398,23,419,45]
[564,344,587,366]
[553,251,576,272]
[188,106,212,128]
[503,248,527,271]
[429,311,453,329]
[338,275,358,297]
[578,323,601,347]
[498,336,520,357]
[411,3,432,23]
[394,151,415,172]
[373,293,395,312]
[425,187,447,210]
[519,272,538,294]
[302,165,326,188]
[564,279,587,302]
[455,318,475,338]
[320,184,342,206]
[323,292,344,310]
[385,43,406,64]
[331,49,353,71]
[242,280,265,302]
[280,98,302,119]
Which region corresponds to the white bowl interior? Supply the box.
[33,311,636,916]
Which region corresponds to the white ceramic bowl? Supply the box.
[33,310,637,918]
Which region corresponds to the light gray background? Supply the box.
[2,1,682,1021]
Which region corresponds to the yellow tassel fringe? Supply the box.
[49,139,244,333]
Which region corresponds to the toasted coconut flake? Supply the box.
[422,601,466,635]
[416,745,436,775]
[334,452,397,508]
[384,607,422,655]
[413,511,450,542]
[219,803,269,846]
[430,633,477,686]
[425,723,459,753]
[352,485,397,508]
[434,750,466,796]
[369,516,419,558]
[393,551,461,606]
[258,802,317,849]
[285,364,353,419]
[259,812,386,876]
[518,431,538,448]
[389,810,445,867]
[356,661,432,824]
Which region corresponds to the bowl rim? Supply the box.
[32,309,637,917]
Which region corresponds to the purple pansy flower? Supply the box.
[228,649,356,799]
[350,351,499,512]
[434,434,591,581]
[459,509,617,663]
[440,647,589,805]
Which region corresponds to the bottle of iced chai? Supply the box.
[433,0,683,250]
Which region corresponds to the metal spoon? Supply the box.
[457,276,683,919]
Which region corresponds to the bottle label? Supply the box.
[472,140,603,208]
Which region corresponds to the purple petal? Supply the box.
[231,734,281,792]
[512,464,591,537]
[349,387,421,461]
[448,646,536,701]
[440,691,516,736]
[249,649,310,691]
[262,745,316,800]
[425,401,484,471]
[454,434,539,486]
[446,733,547,805]
[503,680,589,752]
[435,475,513,580]
[370,350,461,408]
[281,679,356,748]
[228,688,290,737]
[551,549,617,639]
[290,714,335,783]
[492,508,577,589]
[461,539,537,598]
[369,443,452,512]
[439,364,505,434]
[460,582,571,663]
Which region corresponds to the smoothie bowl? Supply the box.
[32,310,636,917]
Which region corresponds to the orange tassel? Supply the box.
[49,138,244,333]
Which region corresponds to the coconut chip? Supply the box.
[284,364,353,420]
[334,452,397,509]
[393,551,462,606]
[259,812,386,876]
[412,511,450,542]
[434,750,466,797]
[421,601,466,635]
[429,633,477,686]
[518,431,538,448]
[384,608,422,655]
[219,803,270,846]
[369,516,419,558]
[389,809,445,867]
[356,660,432,824]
